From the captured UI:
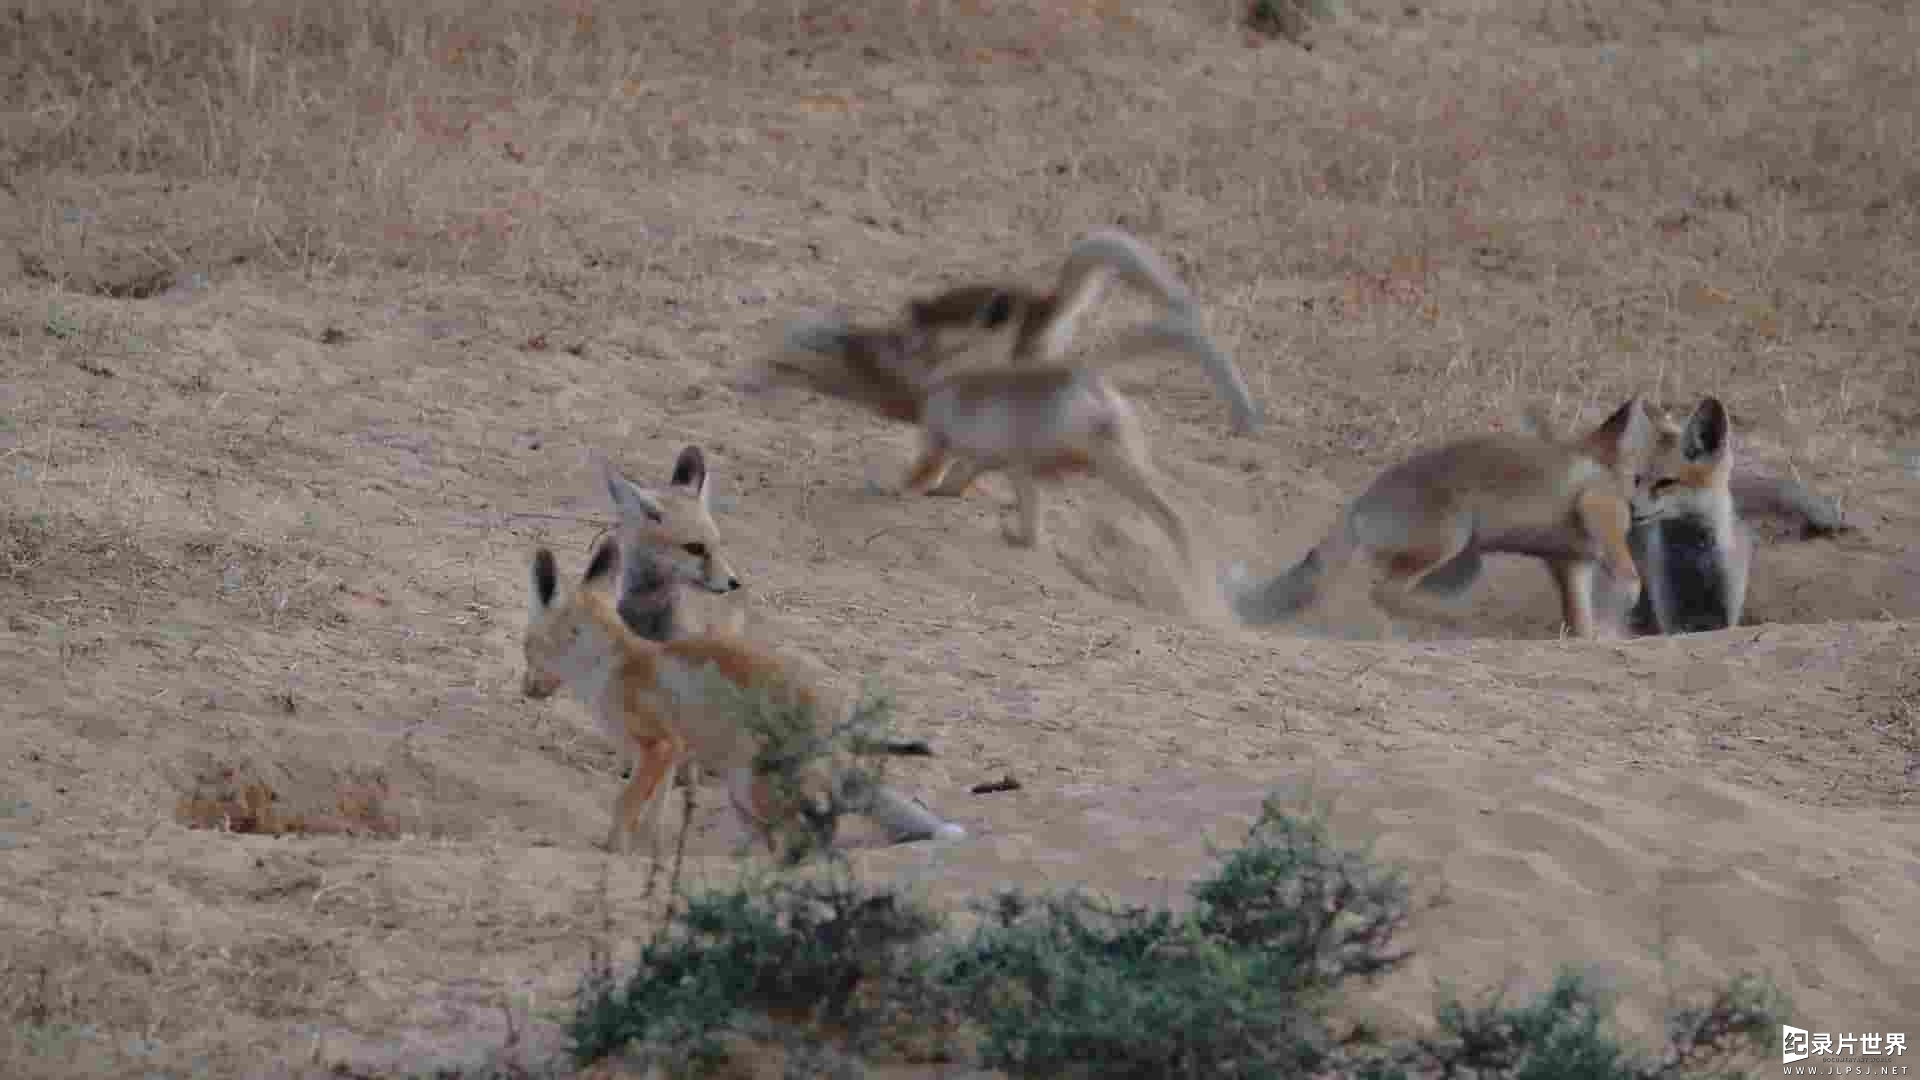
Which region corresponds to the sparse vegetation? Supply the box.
[567,766,1787,1077]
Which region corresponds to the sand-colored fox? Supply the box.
[894,344,1201,572]
[749,226,1260,499]
[521,538,966,859]
[1228,397,1653,639]
[598,445,742,643]
[1519,396,1855,635]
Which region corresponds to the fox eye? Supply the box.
[682,542,708,557]
[1650,478,1678,495]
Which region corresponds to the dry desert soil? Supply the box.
[2,0,1917,1075]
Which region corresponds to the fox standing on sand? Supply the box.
[750,226,1261,499]
[521,537,965,860]
[1228,397,1654,639]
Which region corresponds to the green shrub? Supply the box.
[564,679,1787,1079]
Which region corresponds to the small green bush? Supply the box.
[566,869,948,1075]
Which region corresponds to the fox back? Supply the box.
[1349,397,1648,564]
[524,539,805,765]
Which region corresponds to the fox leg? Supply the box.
[1087,431,1194,570]
[607,736,678,855]
[1544,559,1604,638]
[724,766,783,856]
[926,456,990,497]
[1574,490,1641,614]
[901,443,953,495]
[1367,538,1475,637]
[1004,467,1043,548]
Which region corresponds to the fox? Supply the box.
[597,445,742,644]
[895,339,1201,571]
[1226,397,1653,640]
[746,226,1260,499]
[1612,397,1749,635]
[593,446,933,780]
[903,224,1262,434]
[1518,396,1852,636]
[521,537,966,859]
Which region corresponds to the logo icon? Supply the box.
[1784,1025,1810,1064]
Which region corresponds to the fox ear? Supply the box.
[1681,397,1730,464]
[1585,396,1650,467]
[603,459,666,524]
[670,445,710,505]
[530,549,559,613]
[582,537,620,587]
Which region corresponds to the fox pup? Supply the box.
[597,446,742,643]
[1616,397,1749,634]
[521,538,965,859]
[897,348,1199,571]
[1230,397,1653,639]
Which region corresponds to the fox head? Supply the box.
[1629,397,1735,526]
[1573,396,1655,506]
[904,285,1038,373]
[522,538,625,700]
[602,446,741,596]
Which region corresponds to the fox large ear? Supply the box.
[670,445,710,505]
[530,549,559,614]
[1584,396,1650,467]
[1680,397,1730,464]
[582,537,620,587]
[602,458,666,524]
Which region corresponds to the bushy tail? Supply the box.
[782,311,856,358]
[1729,472,1854,538]
[1222,547,1326,624]
[742,311,858,397]
[1052,227,1263,434]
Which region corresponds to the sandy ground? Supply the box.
[1,0,1916,1075]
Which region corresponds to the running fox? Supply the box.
[748,226,1259,498]
[1228,397,1653,639]
[521,537,965,859]
[898,353,1200,569]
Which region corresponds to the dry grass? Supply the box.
[2,0,1916,1075]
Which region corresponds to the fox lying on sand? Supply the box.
[521,537,965,859]
[1227,397,1653,640]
